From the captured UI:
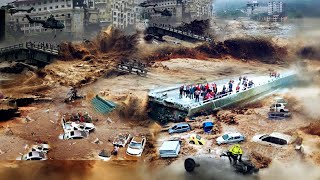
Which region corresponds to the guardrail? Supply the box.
[0,43,24,54]
[26,42,59,55]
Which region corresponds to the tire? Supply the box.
[185,158,196,172]
[280,109,285,112]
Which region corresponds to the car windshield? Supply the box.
[196,135,202,140]
[259,134,269,139]
[171,125,177,129]
[222,134,229,140]
[129,142,142,149]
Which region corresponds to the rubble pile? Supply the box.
[250,151,272,169]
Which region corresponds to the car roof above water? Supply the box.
[159,141,180,151]
[224,132,243,137]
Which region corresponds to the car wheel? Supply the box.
[280,109,285,112]
[190,141,195,144]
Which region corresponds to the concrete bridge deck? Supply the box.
[146,23,213,42]
[148,70,297,123]
[0,42,60,66]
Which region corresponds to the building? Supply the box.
[268,1,283,15]
[110,0,139,30]
[264,13,287,22]
[246,0,259,16]
[144,0,214,26]
[95,0,112,27]
[8,0,98,38]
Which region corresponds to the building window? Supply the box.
[50,6,52,9]
[55,0,58,2]
[67,13,70,18]
[67,4,71,7]
[38,8,41,11]
[61,5,65,8]
[55,5,58,8]
[44,1,47,4]
[38,2,41,5]
[44,7,47,10]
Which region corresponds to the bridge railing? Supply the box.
[0,43,24,54]
[150,23,213,42]
[25,42,59,55]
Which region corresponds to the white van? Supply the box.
[159,140,181,158]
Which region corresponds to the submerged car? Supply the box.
[189,134,206,145]
[63,121,95,133]
[17,151,47,161]
[216,133,245,145]
[113,133,131,147]
[59,130,89,140]
[168,123,191,134]
[252,132,294,146]
[159,140,181,158]
[98,149,111,161]
[126,136,146,156]
[31,144,50,153]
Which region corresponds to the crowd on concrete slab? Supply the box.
[179,76,256,103]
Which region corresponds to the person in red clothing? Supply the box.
[236,83,240,93]
[205,83,209,90]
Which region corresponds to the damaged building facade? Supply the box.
[7,0,98,38]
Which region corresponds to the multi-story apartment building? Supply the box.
[268,1,283,15]
[144,0,214,26]
[8,0,98,38]
[110,0,139,30]
[95,0,112,27]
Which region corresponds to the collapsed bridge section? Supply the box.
[148,71,297,124]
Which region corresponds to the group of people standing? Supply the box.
[179,76,255,103]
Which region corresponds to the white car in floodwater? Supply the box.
[126,136,146,156]
[17,151,47,161]
[62,121,95,133]
[59,130,89,140]
[31,144,50,153]
[252,132,294,146]
[216,132,245,145]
